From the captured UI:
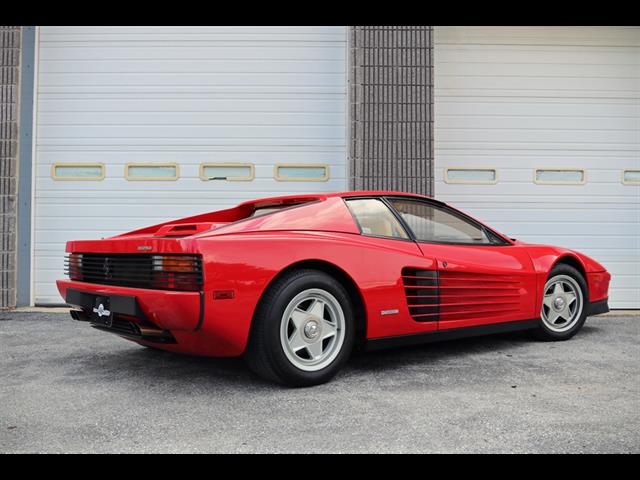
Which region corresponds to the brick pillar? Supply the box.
[0,26,20,309]
[349,26,434,195]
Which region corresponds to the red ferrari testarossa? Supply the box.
[58,191,610,386]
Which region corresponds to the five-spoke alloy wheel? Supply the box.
[280,289,346,372]
[245,269,355,387]
[541,275,583,333]
[534,263,588,341]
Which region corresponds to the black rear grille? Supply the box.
[402,267,440,322]
[65,253,203,291]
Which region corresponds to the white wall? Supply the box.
[434,26,640,308]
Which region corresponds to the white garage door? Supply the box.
[434,27,640,309]
[33,26,348,305]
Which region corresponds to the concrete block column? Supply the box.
[349,26,434,195]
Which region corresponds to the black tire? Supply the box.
[532,263,589,341]
[244,269,355,387]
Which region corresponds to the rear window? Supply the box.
[250,206,294,218]
[345,199,409,240]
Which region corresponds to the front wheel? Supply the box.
[533,264,588,341]
[244,269,354,387]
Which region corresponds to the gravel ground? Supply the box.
[0,311,638,453]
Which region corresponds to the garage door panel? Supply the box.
[436,153,637,168]
[39,45,347,62]
[39,111,346,126]
[40,26,348,36]
[437,88,637,100]
[38,136,347,148]
[437,115,636,131]
[437,128,637,145]
[38,98,346,113]
[457,208,636,224]
[33,26,348,305]
[440,195,636,206]
[39,72,347,88]
[437,184,638,199]
[39,124,347,139]
[437,26,640,46]
[39,59,347,74]
[435,26,640,308]
[37,150,345,164]
[440,75,638,93]
[437,62,640,78]
[436,101,639,117]
[436,45,640,66]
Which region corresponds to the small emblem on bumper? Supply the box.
[381,309,400,316]
[93,303,111,318]
[137,246,153,251]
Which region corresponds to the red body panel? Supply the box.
[56,191,610,357]
[414,243,538,330]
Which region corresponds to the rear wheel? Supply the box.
[533,264,588,341]
[245,269,354,387]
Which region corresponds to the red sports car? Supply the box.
[57,191,610,386]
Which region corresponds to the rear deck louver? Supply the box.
[402,268,440,322]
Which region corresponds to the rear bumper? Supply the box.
[587,298,610,317]
[56,279,251,357]
[57,279,202,332]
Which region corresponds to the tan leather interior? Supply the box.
[358,215,394,237]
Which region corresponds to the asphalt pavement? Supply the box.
[0,311,638,453]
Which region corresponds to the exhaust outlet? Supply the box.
[138,325,166,337]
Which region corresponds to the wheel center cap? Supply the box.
[304,320,320,339]
[553,297,566,310]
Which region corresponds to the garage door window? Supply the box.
[275,164,329,182]
[125,164,179,181]
[200,163,254,181]
[622,170,640,185]
[51,163,105,181]
[445,168,497,184]
[535,169,586,185]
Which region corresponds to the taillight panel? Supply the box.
[65,253,203,291]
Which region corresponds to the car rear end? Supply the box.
[57,237,206,349]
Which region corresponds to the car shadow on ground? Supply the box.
[64,322,603,390]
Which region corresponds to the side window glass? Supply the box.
[388,199,494,245]
[345,199,409,240]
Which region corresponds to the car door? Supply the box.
[343,197,441,337]
[385,197,538,331]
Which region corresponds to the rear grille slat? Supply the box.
[65,253,203,291]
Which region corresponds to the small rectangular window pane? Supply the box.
[535,169,585,184]
[346,199,409,240]
[445,168,497,184]
[623,170,640,185]
[126,164,178,181]
[200,164,254,181]
[52,164,104,180]
[275,164,328,181]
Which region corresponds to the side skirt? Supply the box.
[364,319,540,352]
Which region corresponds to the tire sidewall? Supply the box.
[262,271,355,386]
[538,264,589,340]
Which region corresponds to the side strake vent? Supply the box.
[438,271,523,320]
[402,268,525,323]
[402,268,440,322]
